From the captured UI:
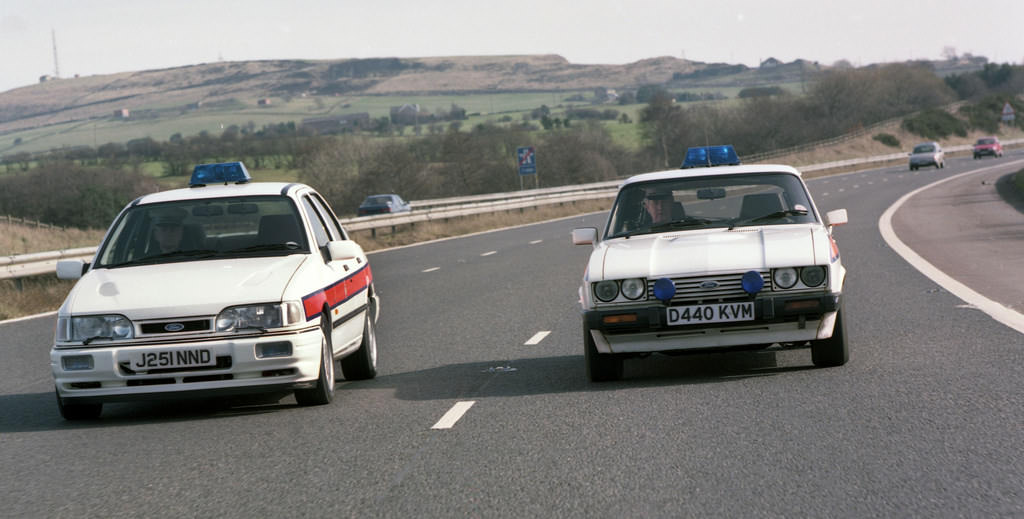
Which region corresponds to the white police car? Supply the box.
[573,146,849,381]
[51,162,379,419]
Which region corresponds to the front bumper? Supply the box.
[51,327,323,404]
[584,293,840,354]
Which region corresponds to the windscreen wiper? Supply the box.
[729,209,808,230]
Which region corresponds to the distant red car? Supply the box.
[973,137,1003,159]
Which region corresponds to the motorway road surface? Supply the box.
[1,152,1022,517]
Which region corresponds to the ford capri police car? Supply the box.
[51,162,378,419]
[573,146,848,381]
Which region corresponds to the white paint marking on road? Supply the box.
[524,331,551,345]
[821,192,830,197]
[422,267,440,273]
[431,401,476,430]
[480,251,497,257]
[878,159,1024,335]
[853,184,860,189]
[529,239,543,244]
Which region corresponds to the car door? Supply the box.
[300,192,368,354]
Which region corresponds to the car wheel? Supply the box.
[56,389,102,420]
[584,321,622,381]
[340,307,378,381]
[811,308,848,367]
[294,315,336,406]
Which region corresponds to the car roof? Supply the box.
[620,164,802,188]
[133,182,309,205]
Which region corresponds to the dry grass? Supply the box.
[1,222,106,255]
[0,276,75,321]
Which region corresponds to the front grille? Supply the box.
[140,319,212,335]
[647,271,772,305]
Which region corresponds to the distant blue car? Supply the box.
[357,194,410,216]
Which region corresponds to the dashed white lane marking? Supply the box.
[432,401,476,429]
[480,251,497,257]
[524,331,551,345]
[529,239,543,244]
[422,267,440,273]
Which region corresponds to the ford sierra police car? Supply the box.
[573,146,848,381]
[51,162,379,419]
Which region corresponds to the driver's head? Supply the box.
[643,186,673,223]
[151,207,186,253]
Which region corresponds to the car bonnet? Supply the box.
[590,226,832,280]
[61,255,307,319]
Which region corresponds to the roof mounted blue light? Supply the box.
[190,162,251,187]
[681,145,741,169]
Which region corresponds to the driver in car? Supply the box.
[643,186,674,225]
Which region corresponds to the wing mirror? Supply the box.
[572,228,598,246]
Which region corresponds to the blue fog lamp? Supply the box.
[190,162,252,187]
[741,270,764,295]
[653,277,676,304]
[681,145,740,169]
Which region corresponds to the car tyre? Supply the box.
[56,389,102,420]
[340,306,378,381]
[811,308,848,367]
[294,315,335,406]
[584,321,622,382]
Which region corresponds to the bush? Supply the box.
[872,133,901,147]
[901,109,967,139]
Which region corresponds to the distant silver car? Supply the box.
[909,142,944,170]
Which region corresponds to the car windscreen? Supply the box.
[913,144,935,153]
[977,138,995,145]
[365,196,392,205]
[95,196,309,268]
[604,172,818,239]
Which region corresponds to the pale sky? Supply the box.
[2,0,1023,94]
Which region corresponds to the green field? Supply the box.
[1,85,762,157]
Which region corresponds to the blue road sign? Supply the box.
[517,146,536,175]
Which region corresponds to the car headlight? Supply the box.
[773,268,798,289]
[800,266,826,287]
[594,281,619,302]
[620,278,647,300]
[216,302,304,332]
[65,315,134,343]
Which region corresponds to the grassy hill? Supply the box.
[0,54,821,156]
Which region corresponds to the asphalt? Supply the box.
[892,160,1024,313]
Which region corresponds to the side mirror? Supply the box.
[825,209,848,228]
[56,259,87,280]
[327,240,365,262]
[572,228,598,246]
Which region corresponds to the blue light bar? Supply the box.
[681,145,741,169]
[190,162,251,187]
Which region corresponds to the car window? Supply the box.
[300,196,332,250]
[605,172,817,239]
[913,144,935,153]
[95,196,308,268]
[308,192,347,240]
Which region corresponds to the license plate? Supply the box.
[666,302,755,326]
[131,349,216,370]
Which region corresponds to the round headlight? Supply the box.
[621,278,646,300]
[594,281,619,302]
[110,317,133,339]
[773,267,798,289]
[801,266,826,287]
[216,309,239,332]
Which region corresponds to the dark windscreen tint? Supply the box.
[913,144,935,153]
[95,196,308,268]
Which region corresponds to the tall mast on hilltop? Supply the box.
[52,29,60,78]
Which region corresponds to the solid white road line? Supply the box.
[524,331,551,345]
[878,160,1024,335]
[431,401,476,430]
